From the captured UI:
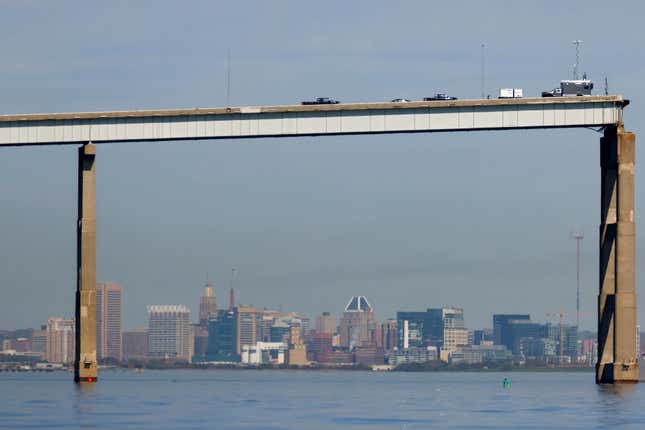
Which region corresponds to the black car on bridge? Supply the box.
[301,97,340,105]
[424,93,458,101]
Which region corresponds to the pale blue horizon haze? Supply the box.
[1,1,645,331]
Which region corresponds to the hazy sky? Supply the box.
[2,1,645,331]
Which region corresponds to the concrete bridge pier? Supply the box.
[74,143,98,383]
[597,124,639,383]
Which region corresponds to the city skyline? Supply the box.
[4,281,589,336]
[2,286,596,369]
[0,278,599,332]
[3,1,645,333]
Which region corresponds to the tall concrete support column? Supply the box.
[74,143,98,383]
[597,125,639,383]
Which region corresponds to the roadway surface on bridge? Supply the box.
[0,96,625,146]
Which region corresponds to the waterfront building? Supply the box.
[199,283,217,328]
[46,318,75,364]
[316,312,337,335]
[449,345,512,364]
[96,282,122,361]
[316,349,353,365]
[121,328,149,361]
[339,296,376,349]
[310,332,333,361]
[147,305,192,362]
[206,310,236,361]
[387,346,438,365]
[519,337,557,360]
[241,342,287,364]
[353,345,385,366]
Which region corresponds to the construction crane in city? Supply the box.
[571,229,584,329]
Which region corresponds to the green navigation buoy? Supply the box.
[503,378,510,389]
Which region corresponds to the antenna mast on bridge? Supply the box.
[480,42,486,99]
[572,40,583,80]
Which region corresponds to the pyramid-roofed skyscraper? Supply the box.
[339,296,376,349]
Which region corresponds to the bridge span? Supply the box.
[0,96,637,384]
[0,96,626,145]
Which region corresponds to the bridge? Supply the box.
[0,96,636,383]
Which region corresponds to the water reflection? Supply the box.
[73,381,97,428]
[596,383,639,428]
[597,383,637,398]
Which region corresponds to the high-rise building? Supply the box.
[379,319,397,351]
[473,329,494,345]
[339,296,376,349]
[503,319,541,355]
[286,326,308,366]
[498,318,540,354]
[397,308,467,351]
[147,305,192,362]
[207,310,237,361]
[199,283,217,328]
[637,325,641,357]
[236,306,261,355]
[193,324,209,359]
[441,308,468,352]
[396,311,428,349]
[46,318,75,364]
[96,282,122,361]
[493,314,530,346]
[260,310,281,341]
[581,338,598,365]
[270,320,290,343]
[563,325,579,360]
[121,328,149,361]
[31,328,47,359]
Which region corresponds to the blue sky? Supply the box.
[1,1,645,330]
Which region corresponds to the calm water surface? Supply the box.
[1,370,644,429]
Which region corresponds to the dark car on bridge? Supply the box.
[424,93,458,101]
[301,97,340,105]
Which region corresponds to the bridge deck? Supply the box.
[0,96,625,146]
